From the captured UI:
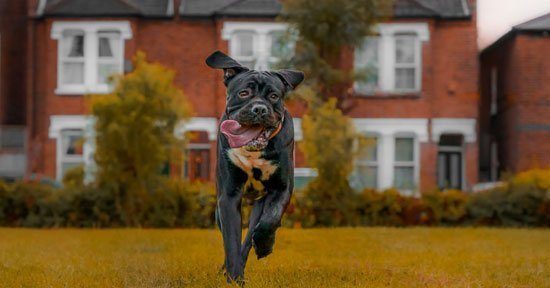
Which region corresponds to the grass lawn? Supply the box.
[0,228,548,287]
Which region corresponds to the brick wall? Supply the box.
[0,0,27,125]
[480,32,550,175]
[28,9,479,190]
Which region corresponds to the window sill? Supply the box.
[55,86,111,96]
[354,91,422,99]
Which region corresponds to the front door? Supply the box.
[437,151,462,190]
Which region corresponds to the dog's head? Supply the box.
[206,51,304,150]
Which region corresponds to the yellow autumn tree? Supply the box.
[89,52,192,226]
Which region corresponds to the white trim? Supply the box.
[431,118,476,143]
[222,22,288,41]
[294,168,317,177]
[461,0,470,16]
[174,117,218,141]
[166,0,174,16]
[37,0,47,16]
[292,118,303,141]
[354,118,429,142]
[51,21,132,95]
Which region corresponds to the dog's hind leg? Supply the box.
[240,199,265,265]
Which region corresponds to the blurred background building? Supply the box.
[0,0,547,193]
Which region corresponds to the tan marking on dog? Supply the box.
[227,147,278,200]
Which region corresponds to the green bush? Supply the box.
[0,168,548,228]
[467,169,549,227]
[423,189,468,225]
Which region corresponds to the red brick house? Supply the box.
[9,0,478,194]
[0,0,28,180]
[479,12,550,181]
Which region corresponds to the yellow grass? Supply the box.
[0,228,548,287]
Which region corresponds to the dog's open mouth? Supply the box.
[220,120,275,151]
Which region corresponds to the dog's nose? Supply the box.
[251,104,268,116]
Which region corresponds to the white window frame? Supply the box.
[222,22,289,71]
[49,115,95,182]
[354,118,428,194]
[51,21,132,95]
[354,23,429,95]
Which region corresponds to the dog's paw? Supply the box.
[252,223,276,259]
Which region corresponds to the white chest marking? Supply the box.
[227,148,278,201]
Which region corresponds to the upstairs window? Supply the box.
[354,37,379,94]
[223,22,293,71]
[60,30,85,86]
[354,23,429,95]
[394,33,418,91]
[51,21,132,95]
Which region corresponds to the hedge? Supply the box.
[0,169,548,228]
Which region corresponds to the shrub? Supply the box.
[423,189,468,225]
[467,169,550,227]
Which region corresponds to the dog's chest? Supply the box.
[227,148,278,200]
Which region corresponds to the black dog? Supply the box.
[206,51,304,283]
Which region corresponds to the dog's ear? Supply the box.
[275,70,305,91]
[206,50,249,86]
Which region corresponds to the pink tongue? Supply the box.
[220,120,264,148]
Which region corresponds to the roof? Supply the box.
[481,12,550,56]
[39,0,173,18]
[513,12,550,32]
[180,0,471,19]
[37,0,471,19]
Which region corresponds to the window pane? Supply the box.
[358,137,377,162]
[437,153,447,188]
[395,68,415,90]
[355,37,379,92]
[62,63,84,84]
[395,138,414,162]
[352,166,377,190]
[98,63,119,84]
[99,37,113,57]
[233,31,254,57]
[394,167,414,189]
[450,153,461,188]
[98,32,120,58]
[62,162,83,177]
[62,131,84,156]
[395,36,415,64]
[269,31,289,59]
[63,32,84,58]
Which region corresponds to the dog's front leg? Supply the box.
[218,192,244,283]
[241,199,265,265]
[253,189,291,258]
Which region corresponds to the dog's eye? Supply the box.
[238,90,250,98]
[269,93,279,101]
